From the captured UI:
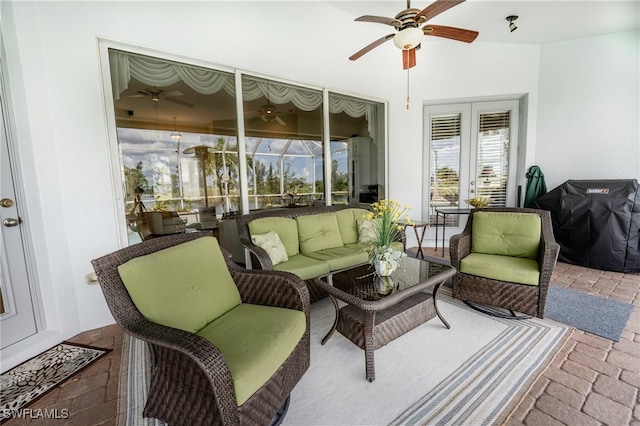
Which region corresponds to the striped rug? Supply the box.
[119,287,572,425]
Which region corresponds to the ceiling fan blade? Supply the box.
[275,116,287,126]
[349,33,395,61]
[163,91,184,97]
[423,25,478,43]
[415,0,465,22]
[164,97,195,108]
[355,15,402,27]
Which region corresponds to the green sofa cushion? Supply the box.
[118,237,241,333]
[335,208,370,245]
[460,253,540,286]
[196,303,306,406]
[249,217,299,257]
[274,254,331,280]
[471,212,541,259]
[304,246,369,271]
[296,213,344,253]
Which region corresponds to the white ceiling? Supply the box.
[327,0,639,45]
[114,1,638,132]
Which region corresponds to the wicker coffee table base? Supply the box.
[324,282,449,382]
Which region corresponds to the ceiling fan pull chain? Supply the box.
[406,67,411,110]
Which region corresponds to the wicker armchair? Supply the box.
[91,232,310,425]
[449,207,560,319]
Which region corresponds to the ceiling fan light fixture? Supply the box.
[506,15,518,32]
[393,27,423,50]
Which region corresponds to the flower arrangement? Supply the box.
[364,199,413,271]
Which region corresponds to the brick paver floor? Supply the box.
[4,247,639,425]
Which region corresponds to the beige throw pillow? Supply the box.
[356,218,379,245]
[251,231,289,266]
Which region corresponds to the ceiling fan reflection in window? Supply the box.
[248,82,287,126]
[349,0,478,69]
[129,87,195,108]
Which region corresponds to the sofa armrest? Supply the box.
[238,237,275,270]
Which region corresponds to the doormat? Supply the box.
[0,342,110,419]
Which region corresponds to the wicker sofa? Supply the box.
[236,205,406,302]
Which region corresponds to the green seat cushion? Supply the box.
[344,241,404,253]
[460,253,540,286]
[471,212,541,259]
[274,254,331,280]
[118,237,241,333]
[304,246,369,271]
[296,213,344,253]
[251,230,288,266]
[335,208,370,245]
[249,217,299,257]
[196,303,306,406]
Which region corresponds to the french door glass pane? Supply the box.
[429,113,461,224]
[476,111,510,206]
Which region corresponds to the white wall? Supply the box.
[1,1,632,369]
[536,30,640,189]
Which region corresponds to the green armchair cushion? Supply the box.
[460,253,540,286]
[296,213,344,253]
[251,230,288,266]
[471,212,541,259]
[118,237,241,333]
[335,208,370,245]
[196,303,306,406]
[249,217,299,257]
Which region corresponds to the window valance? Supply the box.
[109,50,372,119]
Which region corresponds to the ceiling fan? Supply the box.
[349,0,478,69]
[248,83,287,126]
[129,87,195,108]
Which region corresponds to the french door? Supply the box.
[0,73,38,350]
[423,99,520,236]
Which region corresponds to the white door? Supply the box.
[423,99,520,241]
[0,85,38,349]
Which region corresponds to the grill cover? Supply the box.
[533,179,640,272]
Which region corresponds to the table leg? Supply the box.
[321,295,340,345]
[413,225,428,259]
[364,311,376,382]
[432,281,450,329]
[434,212,440,253]
[441,213,446,257]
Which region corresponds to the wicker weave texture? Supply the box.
[91,233,310,425]
[449,207,560,319]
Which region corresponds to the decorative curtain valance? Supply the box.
[109,50,372,120]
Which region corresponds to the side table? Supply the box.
[402,221,429,259]
[434,208,472,257]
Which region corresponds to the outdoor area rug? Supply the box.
[546,285,634,342]
[0,342,109,419]
[119,288,571,426]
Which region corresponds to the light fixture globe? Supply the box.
[393,27,423,50]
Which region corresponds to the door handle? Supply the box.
[0,198,13,208]
[3,218,19,227]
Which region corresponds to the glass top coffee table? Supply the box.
[315,256,456,382]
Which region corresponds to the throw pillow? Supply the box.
[357,217,379,245]
[252,231,289,266]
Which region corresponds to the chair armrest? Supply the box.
[449,231,471,269]
[125,318,240,423]
[537,223,560,287]
[227,262,310,316]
